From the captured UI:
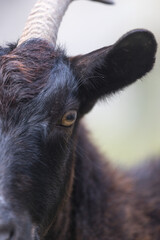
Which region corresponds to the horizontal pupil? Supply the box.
[66,114,76,121]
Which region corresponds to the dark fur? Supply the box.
[0,29,158,240]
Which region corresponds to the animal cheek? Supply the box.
[13,174,33,192]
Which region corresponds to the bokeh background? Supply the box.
[0,0,160,167]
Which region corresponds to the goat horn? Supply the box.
[18,0,72,47]
[17,0,112,47]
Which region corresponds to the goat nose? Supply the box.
[0,219,14,240]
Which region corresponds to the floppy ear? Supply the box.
[70,30,157,114]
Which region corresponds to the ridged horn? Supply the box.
[17,0,72,47]
[17,0,113,47]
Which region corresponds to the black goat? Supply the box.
[0,0,158,239]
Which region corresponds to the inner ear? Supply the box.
[70,29,157,114]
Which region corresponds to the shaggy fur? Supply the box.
[0,29,158,240]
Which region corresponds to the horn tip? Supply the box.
[91,0,115,5]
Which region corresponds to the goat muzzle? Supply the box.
[0,206,32,240]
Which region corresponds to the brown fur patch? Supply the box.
[0,40,58,114]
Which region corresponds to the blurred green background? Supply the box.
[0,0,160,167]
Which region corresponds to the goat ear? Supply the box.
[70,30,157,114]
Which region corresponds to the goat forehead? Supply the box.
[0,42,77,117]
[0,73,78,134]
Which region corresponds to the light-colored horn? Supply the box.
[18,0,72,47]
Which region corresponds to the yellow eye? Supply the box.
[61,111,77,127]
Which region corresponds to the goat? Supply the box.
[0,0,158,239]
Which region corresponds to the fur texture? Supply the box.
[0,29,158,240]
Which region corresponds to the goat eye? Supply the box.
[61,111,77,127]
